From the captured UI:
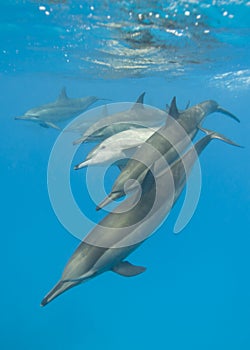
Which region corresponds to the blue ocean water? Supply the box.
[1,1,250,349]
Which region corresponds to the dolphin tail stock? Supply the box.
[216,106,240,123]
[198,125,243,148]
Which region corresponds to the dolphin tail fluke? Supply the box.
[41,280,76,307]
[216,106,240,123]
[198,126,243,148]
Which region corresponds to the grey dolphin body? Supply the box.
[97,98,239,210]
[73,93,167,144]
[15,88,99,129]
[40,129,239,306]
[74,127,159,169]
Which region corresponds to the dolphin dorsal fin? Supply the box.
[112,261,146,277]
[131,92,145,110]
[57,87,68,102]
[168,96,180,119]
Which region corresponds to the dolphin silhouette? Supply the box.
[41,129,240,306]
[73,92,167,144]
[97,98,240,210]
[15,87,100,129]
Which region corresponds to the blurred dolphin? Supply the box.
[15,87,100,129]
[40,128,240,306]
[73,92,167,144]
[74,127,159,169]
[97,98,240,210]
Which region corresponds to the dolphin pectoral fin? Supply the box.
[39,121,61,130]
[168,96,180,120]
[198,125,243,148]
[40,122,49,128]
[216,106,240,122]
[45,121,61,130]
[112,261,146,277]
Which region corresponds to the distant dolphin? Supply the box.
[15,87,100,129]
[73,93,167,144]
[40,129,240,306]
[74,127,159,169]
[97,98,240,210]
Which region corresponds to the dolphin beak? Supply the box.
[96,191,122,211]
[15,116,26,120]
[73,137,85,145]
[41,280,78,307]
[74,160,89,170]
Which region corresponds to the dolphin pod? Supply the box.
[15,87,100,129]
[41,128,240,306]
[96,98,240,210]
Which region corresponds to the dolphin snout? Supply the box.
[74,160,90,170]
[15,116,27,120]
[96,191,122,211]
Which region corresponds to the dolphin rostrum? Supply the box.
[74,127,159,169]
[97,98,239,210]
[15,87,100,129]
[41,128,240,306]
[73,92,167,144]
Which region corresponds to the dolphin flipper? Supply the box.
[112,261,146,277]
[40,121,61,130]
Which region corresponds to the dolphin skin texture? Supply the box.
[15,87,99,129]
[74,127,159,169]
[73,92,168,144]
[41,128,240,306]
[97,98,239,210]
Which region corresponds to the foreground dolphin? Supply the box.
[73,93,167,144]
[74,127,159,169]
[41,129,240,306]
[97,98,239,210]
[15,87,99,129]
